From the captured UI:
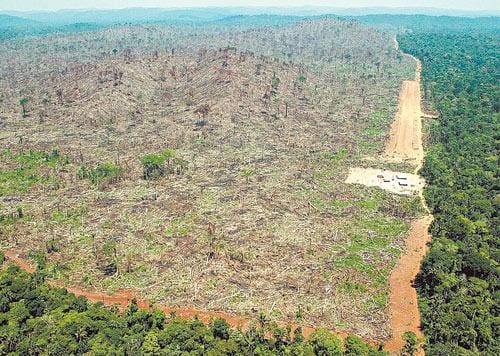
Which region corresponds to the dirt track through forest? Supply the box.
[2,42,432,354]
[383,50,432,355]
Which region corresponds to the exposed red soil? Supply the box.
[385,216,431,355]
[2,249,347,340]
[384,51,432,355]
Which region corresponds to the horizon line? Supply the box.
[2,5,499,14]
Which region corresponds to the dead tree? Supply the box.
[56,89,63,104]
[194,104,210,119]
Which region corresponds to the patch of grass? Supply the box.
[164,215,193,238]
[50,205,88,227]
[349,233,392,252]
[364,291,389,310]
[329,199,350,215]
[333,214,408,281]
[353,215,407,237]
[352,189,385,212]
[338,281,368,294]
[356,138,380,155]
[0,149,66,195]
[335,253,372,273]
[322,148,349,163]
[310,194,327,210]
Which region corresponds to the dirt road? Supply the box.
[346,44,432,354]
[384,60,424,165]
[385,216,431,354]
[384,50,432,355]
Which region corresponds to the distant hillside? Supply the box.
[2,6,499,26]
[0,8,498,41]
[0,14,39,28]
[352,14,500,33]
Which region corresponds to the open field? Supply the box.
[345,168,424,195]
[0,19,424,341]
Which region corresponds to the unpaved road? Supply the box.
[346,45,432,354]
[385,216,431,354]
[384,60,424,165]
[385,51,432,355]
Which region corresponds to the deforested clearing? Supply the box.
[0,19,422,339]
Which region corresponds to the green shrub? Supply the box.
[308,328,343,355]
[0,149,67,195]
[77,162,123,187]
[140,150,178,180]
[402,331,419,356]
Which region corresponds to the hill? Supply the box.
[0,18,420,340]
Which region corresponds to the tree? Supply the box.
[19,97,28,117]
[211,318,230,340]
[142,331,161,355]
[308,328,343,356]
[401,331,419,356]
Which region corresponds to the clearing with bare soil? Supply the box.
[345,167,424,195]
[384,60,424,165]
[1,19,423,348]
[345,44,432,354]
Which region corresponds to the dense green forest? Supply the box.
[399,29,499,355]
[0,264,392,355]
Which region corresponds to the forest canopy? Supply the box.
[399,25,499,355]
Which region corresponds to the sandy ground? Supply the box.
[345,167,424,195]
[384,61,424,165]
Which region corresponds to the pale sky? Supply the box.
[0,1,499,12]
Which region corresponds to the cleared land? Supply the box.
[384,60,424,164]
[345,168,424,195]
[0,20,419,340]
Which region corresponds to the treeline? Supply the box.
[399,30,499,354]
[355,15,500,34]
[0,264,392,355]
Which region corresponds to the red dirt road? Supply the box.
[385,50,432,355]
[385,216,431,355]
